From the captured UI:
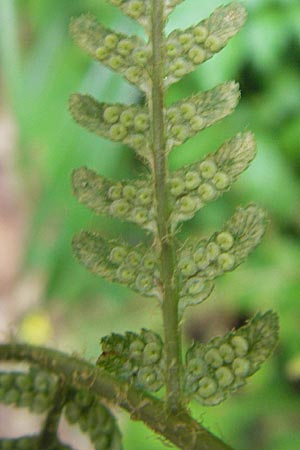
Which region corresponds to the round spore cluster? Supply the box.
[102,105,150,142]
[186,333,252,405]
[178,229,236,300]
[99,103,152,159]
[167,131,255,229]
[177,204,266,301]
[97,329,164,392]
[169,155,232,225]
[165,22,223,84]
[108,182,153,224]
[166,100,206,148]
[95,27,149,88]
[108,0,150,27]
[107,180,155,231]
[73,167,156,231]
[185,312,279,406]
[164,4,247,85]
[108,242,161,299]
[71,13,150,89]
[72,232,162,301]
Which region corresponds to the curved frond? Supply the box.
[65,389,123,450]
[0,369,57,414]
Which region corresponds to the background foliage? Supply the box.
[0,0,299,449]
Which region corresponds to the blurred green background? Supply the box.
[0,0,299,449]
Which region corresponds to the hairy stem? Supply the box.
[0,343,233,450]
[150,0,182,412]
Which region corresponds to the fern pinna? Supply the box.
[0,2,278,450]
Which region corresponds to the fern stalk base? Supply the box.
[0,343,233,450]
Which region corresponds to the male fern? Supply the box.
[70,0,277,408]
[0,1,279,450]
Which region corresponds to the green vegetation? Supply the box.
[0,1,299,449]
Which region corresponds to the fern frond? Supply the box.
[72,231,162,300]
[97,329,164,392]
[177,204,266,313]
[65,389,123,450]
[179,204,266,278]
[69,94,151,161]
[170,133,256,227]
[70,14,149,91]
[0,369,57,414]
[184,311,279,405]
[166,82,240,151]
[165,3,247,85]
[72,168,156,232]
